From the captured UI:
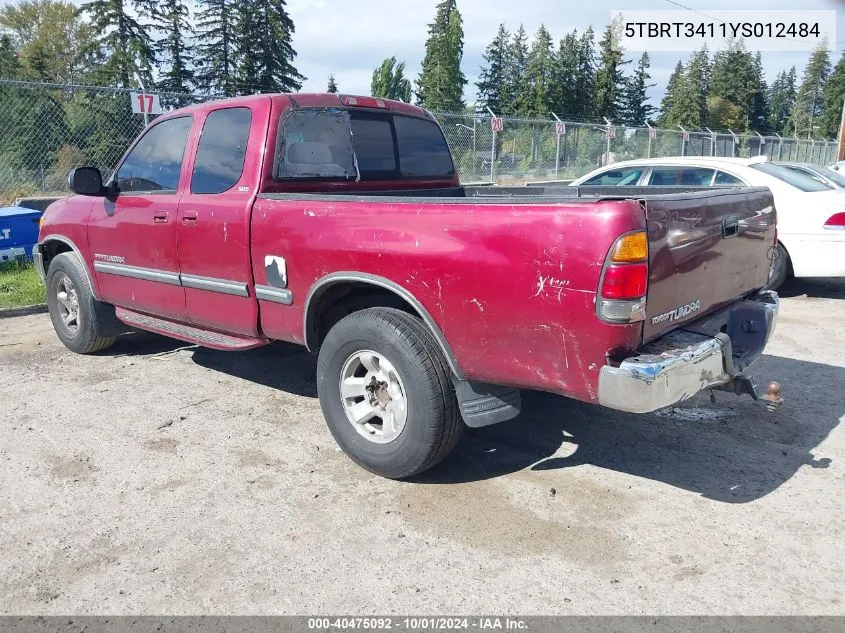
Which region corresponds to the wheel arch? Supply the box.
[304,272,465,380]
[37,234,99,300]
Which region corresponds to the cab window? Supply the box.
[192,108,252,194]
[581,167,643,185]
[115,116,193,193]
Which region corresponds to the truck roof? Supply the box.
[160,93,431,120]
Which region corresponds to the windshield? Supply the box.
[751,162,832,192]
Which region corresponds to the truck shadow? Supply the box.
[416,354,842,503]
[104,334,840,504]
[777,277,845,299]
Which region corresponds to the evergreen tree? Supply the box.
[234,0,304,94]
[593,21,627,121]
[572,27,596,119]
[708,39,766,130]
[621,52,655,126]
[415,0,466,111]
[789,41,831,137]
[371,57,412,102]
[476,24,509,115]
[79,0,155,88]
[149,0,194,100]
[327,74,338,93]
[820,52,845,137]
[195,0,237,96]
[502,23,528,115]
[0,34,17,76]
[658,60,684,126]
[549,30,577,117]
[523,24,554,116]
[686,46,710,126]
[767,68,796,134]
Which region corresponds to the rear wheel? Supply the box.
[46,252,118,354]
[765,243,791,291]
[316,307,462,479]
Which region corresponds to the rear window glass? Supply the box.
[394,115,455,178]
[582,167,643,186]
[350,117,397,174]
[751,162,831,192]
[274,108,454,181]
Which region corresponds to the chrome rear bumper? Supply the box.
[598,291,779,413]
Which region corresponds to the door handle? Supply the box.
[153,210,169,223]
[722,216,739,238]
[182,210,198,225]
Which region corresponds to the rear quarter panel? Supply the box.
[251,196,646,402]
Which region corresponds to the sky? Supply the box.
[3,0,845,112]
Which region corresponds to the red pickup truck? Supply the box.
[34,93,780,479]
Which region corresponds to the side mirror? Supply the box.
[67,167,104,196]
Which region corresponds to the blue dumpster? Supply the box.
[0,206,43,262]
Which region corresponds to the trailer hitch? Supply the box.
[713,376,783,410]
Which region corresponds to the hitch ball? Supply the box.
[762,380,783,409]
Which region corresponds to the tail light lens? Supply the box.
[824,212,845,229]
[598,231,649,323]
[601,263,648,299]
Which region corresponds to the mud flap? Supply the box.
[453,380,521,428]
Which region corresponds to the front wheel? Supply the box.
[316,307,463,479]
[46,252,118,354]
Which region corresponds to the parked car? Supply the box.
[570,156,845,289]
[777,162,845,189]
[34,94,780,479]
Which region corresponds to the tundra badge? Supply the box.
[651,299,701,325]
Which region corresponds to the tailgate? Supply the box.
[642,187,776,342]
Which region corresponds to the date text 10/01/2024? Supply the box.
[307,618,529,630]
[624,22,821,39]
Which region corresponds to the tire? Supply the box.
[316,307,463,479]
[46,252,118,354]
[764,243,791,291]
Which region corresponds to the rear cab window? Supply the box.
[192,107,253,194]
[273,108,455,182]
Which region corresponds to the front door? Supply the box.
[177,105,262,336]
[87,115,194,320]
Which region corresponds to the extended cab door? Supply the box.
[176,103,266,336]
[87,115,193,320]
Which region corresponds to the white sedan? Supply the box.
[569,156,845,288]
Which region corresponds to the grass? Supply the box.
[0,260,45,309]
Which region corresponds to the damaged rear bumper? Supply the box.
[598,290,779,413]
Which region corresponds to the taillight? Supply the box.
[598,231,649,323]
[824,212,845,230]
[601,263,648,299]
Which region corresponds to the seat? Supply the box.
[285,141,350,178]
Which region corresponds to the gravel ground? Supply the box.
[1,279,843,615]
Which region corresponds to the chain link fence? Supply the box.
[0,78,839,201]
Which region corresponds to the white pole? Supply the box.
[705,127,715,156]
[552,113,562,179]
[646,124,653,158]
